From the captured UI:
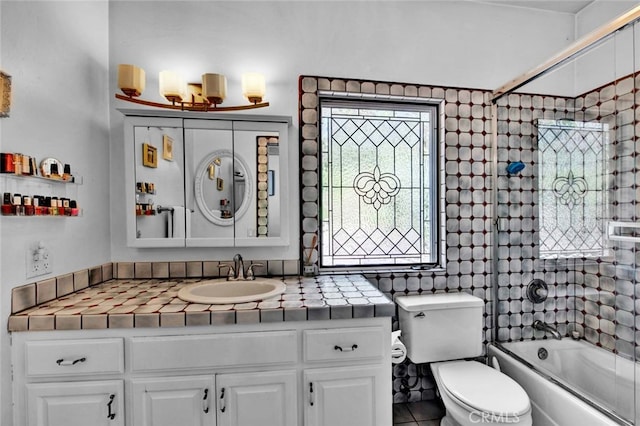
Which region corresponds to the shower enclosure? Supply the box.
[492,5,640,425]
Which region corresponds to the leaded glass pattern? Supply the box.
[320,101,437,267]
[537,119,608,258]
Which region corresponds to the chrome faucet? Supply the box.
[533,320,562,340]
[233,254,245,280]
[220,254,263,281]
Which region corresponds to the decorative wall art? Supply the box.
[0,71,11,118]
[162,135,173,161]
[142,143,158,168]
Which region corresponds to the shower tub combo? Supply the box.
[488,340,636,425]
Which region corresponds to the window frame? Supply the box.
[317,95,441,269]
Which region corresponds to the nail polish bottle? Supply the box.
[63,164,72,181]
[42,197,50,215]
[13,194,24,216]
[33,196,41,216]
[70,200,79,216]
[2,193,13,215]
[30,157,37,176]
[23,196,34,216]
[58,198,66,216]
[50,163,59,179]
[1,153,14,173]
[21,155,30,176]
[13,154,22,175]
[50,197,59,216]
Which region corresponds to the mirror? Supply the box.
[123,111,290,248]
[129,120,185,247]
[193,150,252,226]
[184,119,287,247]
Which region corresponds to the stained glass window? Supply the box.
[537,119,608,258]
[320,99,438,267]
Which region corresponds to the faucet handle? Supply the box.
[218,263,235,279]
[246,263,264,280]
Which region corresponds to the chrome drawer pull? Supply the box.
[334,344,358,352]
[56,357,87,366]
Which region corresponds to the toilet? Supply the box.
[396,293,532,426]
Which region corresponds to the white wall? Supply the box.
[0,2,110,425]
[108,0,577,261]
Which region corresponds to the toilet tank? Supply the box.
[396,293,484,364]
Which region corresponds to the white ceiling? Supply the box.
[479,1,595,14]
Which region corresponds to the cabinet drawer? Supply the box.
[303,327,385,363]
[130,330,297,372]
[26,338,124,378]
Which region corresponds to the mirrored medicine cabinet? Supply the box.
[121,109,291,248]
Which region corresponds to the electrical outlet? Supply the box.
[26,241,52,279]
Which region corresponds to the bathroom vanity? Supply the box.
[9,276,394,426]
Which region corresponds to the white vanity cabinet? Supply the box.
[26,380,124,426]
[302,327,389,426]
[216,370,298,426]
[11,318,391,426]
[130,375,215,426]
[130,371,297,426]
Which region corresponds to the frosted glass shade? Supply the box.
[242,73,266,103]
[118,64,145,97]
[202,73,227,105]
[159,70,186,103]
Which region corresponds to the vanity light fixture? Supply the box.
[0,70,12,118]
[115,64,269,112]
[242,72,266,104]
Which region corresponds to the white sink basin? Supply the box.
[177,278,286,304]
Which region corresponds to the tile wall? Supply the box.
[299,76,494,402]
[495,72,639,360]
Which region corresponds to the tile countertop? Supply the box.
[8,275,395,332]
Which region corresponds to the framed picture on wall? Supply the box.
[163,135,173,161]
[142,143,158,168]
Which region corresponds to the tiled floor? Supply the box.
[393,400,445,426]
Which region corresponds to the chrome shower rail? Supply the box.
[492,5,640,102]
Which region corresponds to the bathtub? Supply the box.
[488,339,637,426]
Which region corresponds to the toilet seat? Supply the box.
[436,361,530,418]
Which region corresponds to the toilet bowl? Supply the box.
[395,293,533,426]
[431,361,532,426]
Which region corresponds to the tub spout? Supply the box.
[533,320,562,340]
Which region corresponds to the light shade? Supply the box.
[202,73,227,105]
[117,64,145,97]
[0,71,10,118]
[242,73,266,103]
[159,70,187,103]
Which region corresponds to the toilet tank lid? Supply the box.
[396,293,483,311]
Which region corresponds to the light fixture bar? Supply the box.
[115,93,269,112]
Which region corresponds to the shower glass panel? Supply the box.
[493,20,637,424]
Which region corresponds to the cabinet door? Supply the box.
[216,370,297,426]
[131,375,215,426]
[26,380,123,426]
[304,366,389,426]
[124,115,186,247]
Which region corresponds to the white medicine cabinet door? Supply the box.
[26,380,124,426]
[184,119,235,247]
[124,115,185,248]
[184,119,290,247]
[130,375,215,426]
[304,366,387,426]
[216,370,297,426]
